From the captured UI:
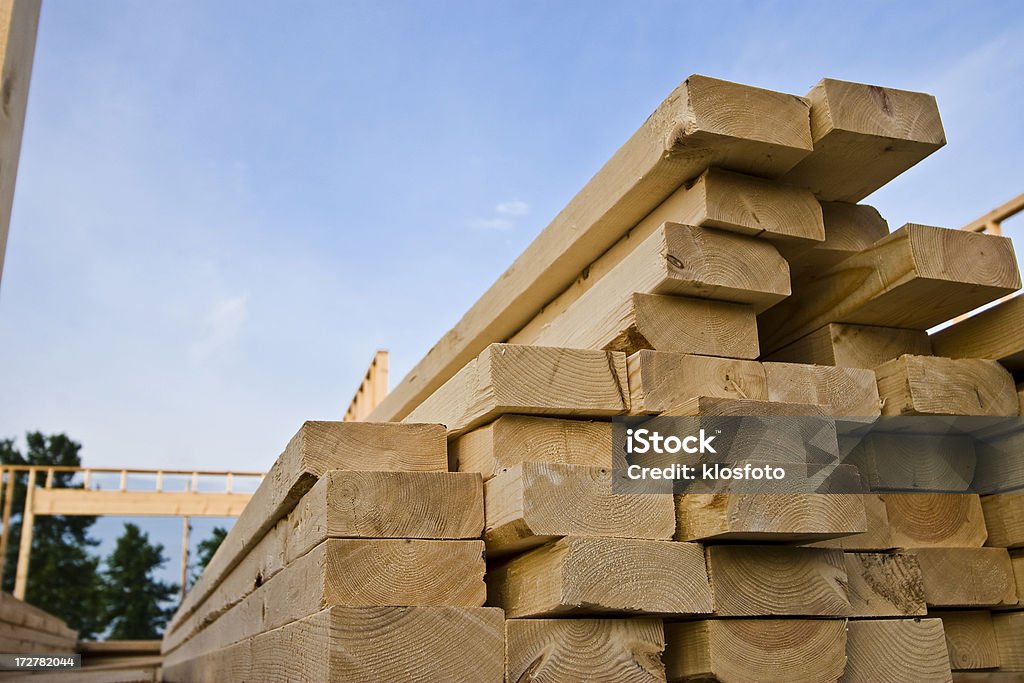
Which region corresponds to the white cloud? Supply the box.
[496,200,529,217]
[189,295,248,362]
[469,200,530,232]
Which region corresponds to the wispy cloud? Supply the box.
[469,200,530,232]
[189,295,248,362]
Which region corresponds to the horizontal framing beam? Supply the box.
[31,489,251,517]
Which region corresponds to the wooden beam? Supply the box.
[910,547,1017,607]
[808,492,894,551]
[369,75,814,423]
[451,415,612,481]
[505,618,665,683]
[883,493,988,548]
[31,489,252,517]
[932,611,1001,671]
[975,428,1024,494]
[704,545,849,616]
[844,432,976,492]
[844,618,952,683]
[875,355,1018,416]
[166,422,446,642]
[931,295,1024,373]
[0,0,41,286]
[0,471,15,584]
[992,612,1024,673]
[484,463,674,557]
[664,619,848,683]
[764,361,881,417]
[780,78,946,202]
[627,351,767,415]
[961,192,1024,234]
[781,201,890,282]
[982,494,1024,549]
[765,323,931,369]
[404,344,629,438]
[844,551,926,617]
[485,536,712,618]
[758,224,1020,354]
[13,469,34,599]
[675,493,866,542]
[164,607,505,683]
[343,350,389,422]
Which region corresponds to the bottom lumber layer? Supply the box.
[663,619,847,682]
[844,618,952,682]
[933,611,1001,671]
[162,606,504,682]
[506,618,666,682]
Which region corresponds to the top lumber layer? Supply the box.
[166,421,446,640]
[931,294,1024,373]
[404,344,629,438]
[369,76,814,423]
[758,224,1021,353]
[781,78,946,202]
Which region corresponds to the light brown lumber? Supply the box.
[505,618,666,683]
[22,669,158,683]
[932,611,1001,671]
[781,201,890,282]
[875,355,1018,417]
[484,463,674,557]
[883,493,988,548]
[513,167,820,348]
[485,536,712,618]
[809,492,895,550]
[166,422,446,640]
[164,538,486,667]
[0,620,76,649]
[675,493,865,541]
[627,351,767,415]
[662,396,832,417]
[758,224,1021,354]
[932,294,1024,375]
[764,361,881,417]
[0,0,40,286]
[1013,551,1024,605]
[910,547,1017,607]
[975,429,1024,494]
[844,551,927,617]
[165,606,506,683]
[843,618,952,683]
[404,344,629,437]
[535,291,761,359]
[951,674,1024,682]
[766,322,931,369]
[450,415,611,480]
[780,78,946,202]
[663,619,847,683]
[844,432,976,492]
[370,76,813,424]
[984,494,1024,549]
[0,591,77,641]
[993,612,1024,672]
[704,545,849,616]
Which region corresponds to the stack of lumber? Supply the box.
[167,74,1024,681]
[0,591,76,655]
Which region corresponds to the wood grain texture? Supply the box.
[166,607,505,683]
[931,295,1024,373]
[664,619,847,683]
[166,422,446,645]
[450,415,612,480]
[844,552,926,617]
[371,76,813,424]
[782,201,890,282]
[661,396,832,417]
[675,493,866,542]
[883,493,988,548]
[705,545,849,616]
[766,323,931,369]
[505,618,666,683]
[764,361,881,417]
[843,618,952,683]
[404,344,629,437]
[975,429,1024,494]
[875,355,1018,417]
[844,432,976,492]
[932,611,1001,671]
[484,463,675,557]
[910,547,1017,607]
[983,494,1024,549]
[808,492,895,551]
[486,536,712,618]
[781,78,946,202]
[993,612,1024,672]
[758,224,1020,354]
[627,351,767,415]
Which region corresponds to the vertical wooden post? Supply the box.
[82,469,91,490]
[119,470,127,492]
[180,516,190,602]
[0,0,42,287]
[0,469,15,583]
[43,468,53,489]
[14,469,36,599]
[155,471,163,493]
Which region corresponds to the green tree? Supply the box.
[0,433,106,638]
[102,523,178,639]
[191,526,227,584]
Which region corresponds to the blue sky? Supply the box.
[2,1,1023,587]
